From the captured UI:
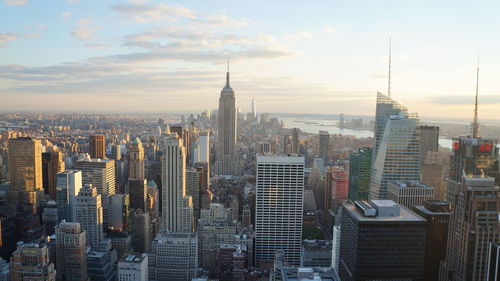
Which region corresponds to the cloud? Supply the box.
[111,2,196,23]
[4,0,26,6]
[61,11,72,19]
[284,32,313,40]
[197,14,254,27]
[322,25,336,33]
[0,32,19,43]
[85,43,111,48]
[70,18,97,40]
[428,95,500,105]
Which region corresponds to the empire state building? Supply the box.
[217,66,237,176]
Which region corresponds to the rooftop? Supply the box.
[119,253,147,263]
[388,180,433,189]
[345,201,426,222]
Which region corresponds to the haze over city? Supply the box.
[2,0,500,120]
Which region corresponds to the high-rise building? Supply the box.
[118,253,148,281]
[283,135,293,154]
[292,128,299,154]
[339,200,427,281]
[348,147,372,201]
[186,168,200,221]
[318,131,329,162]
[42,149,65,200]
[128,179,146,211]
[440,176,499,281]
[487,242,499,281]
[217,66,237,176]
[74,157,116,197]
[89,134,106,159]
[161,136,193,232]
[331,225,340,272]
[75,184,104,250]
[74,156,115,227]
[251,98,257,120]
[446,136,499,203]
[419,125,439,164]
[413,200,450,281]
[195,131,210,164]
[255,154,304,267]
[331,166,349,207]
[86,250,116,281]
[111,143,121,160]
[387,180,434,209]
[130,209,151,254]
[55,221,88,281]
[339,113,345,129]
[128,138,145,180]
[56,170,82,222]
[148,232,198,281]
[10,241,56,281]
[7,137,43,215]
[369,94,421,200]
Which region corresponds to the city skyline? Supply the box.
[2,0,500,120]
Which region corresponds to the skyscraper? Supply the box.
[55,221,88,281]
[148,232,198,281]
[75,184,104,250]
[331,166,349,207]
[128,138,145,180]
[7,137,43,215]
[56,170,83,222]
[89,134,106,159]
[195,131,210,164]
[419,125,439,163]
[339,200,427,281]
[161,135,193,232]
[255,154,304,267]
[291,128,299,154]
[413,200,450,281]
[440,176,499,281]
[217,65,237,176]
[251,98,257,120]
[42,149,65,200]
[348,147,372,201]
[10,241,56,281]
[318,131,329,162]
[74,156,115,227]
[387,180,434,209]
[128,137,146,210]
[369,93,421,199]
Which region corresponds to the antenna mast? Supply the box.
[388,37,392,98]
[472,58,480,138]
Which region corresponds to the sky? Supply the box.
[1,0,500,120]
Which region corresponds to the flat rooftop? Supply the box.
[344,202,426,222]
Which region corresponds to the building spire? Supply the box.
[388,37,392,98]
[472,57,480,138]
[225,56,230,87]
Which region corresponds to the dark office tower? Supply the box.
[55,221,88,281]
[440,176,499,281]
[419,125,439,163]
[292,128,299,154]
[282,135,292,154]
[8,137,44,216]
[89,134,106,159]
[0,217,15,260]
[318,131,329,162]
[42,149,65,200]
[413,200,450,281]
[217,64,237,176]
[348,147,372,201]
[486,242,499,281]
[339,200,427,281]
[127,138,146,210]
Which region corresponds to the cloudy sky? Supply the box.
[1,0,500,120]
